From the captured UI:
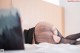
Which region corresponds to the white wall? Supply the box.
[0,0,64,35]
[12,0,64,34]
[43,0,60,6]
[60,0,80,36]
[0,0,12,9]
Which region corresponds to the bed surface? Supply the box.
[4,43,80,53]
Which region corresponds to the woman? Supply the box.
[34,22,80,45]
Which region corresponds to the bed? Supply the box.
[4,43,80,53]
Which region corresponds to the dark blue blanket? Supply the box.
[0,8,24,50]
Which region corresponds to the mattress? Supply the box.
[4,43,80,53]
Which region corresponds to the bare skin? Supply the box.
[34,22,61,44]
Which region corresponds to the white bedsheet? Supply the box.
[4,43,80,53]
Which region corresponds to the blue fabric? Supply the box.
[0,8,24,50]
